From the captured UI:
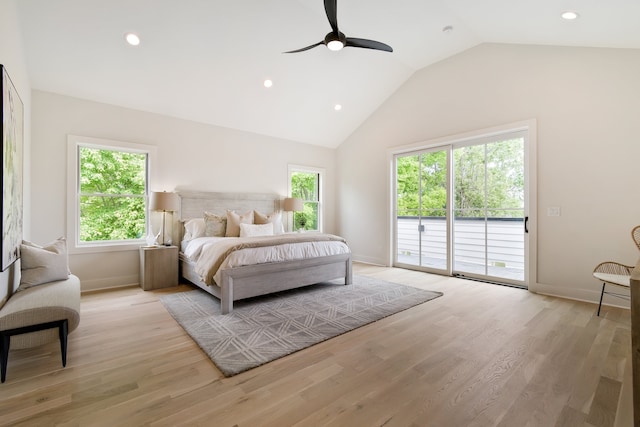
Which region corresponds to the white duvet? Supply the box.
[182,234,350,286]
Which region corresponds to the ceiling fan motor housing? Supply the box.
[325,31,346,49]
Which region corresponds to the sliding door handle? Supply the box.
[524,216,529,233]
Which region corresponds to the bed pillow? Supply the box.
[225,210,254,237]
[240,223,274,238]
[204,212,227,237]
[19,237,70,290]
[184,218,206,240]
[254,210,284,234]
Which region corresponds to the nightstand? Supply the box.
[139,246,179,290]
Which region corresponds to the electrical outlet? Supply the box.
[547,207,561,217]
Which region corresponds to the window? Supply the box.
[288,165,324,231]
[67,135,157,253]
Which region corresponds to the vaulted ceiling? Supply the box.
[15,0,640,147]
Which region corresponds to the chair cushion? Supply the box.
[0,275,81,349]
[593,272,630,287]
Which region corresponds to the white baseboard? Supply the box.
[530,282,629,310]
[80,274,139,293]
[352,254,388,267]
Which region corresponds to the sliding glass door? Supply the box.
[394,130,529,287]
[452,136,525,283]
[395,148,450,274]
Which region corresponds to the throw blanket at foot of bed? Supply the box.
[194,232,348,286]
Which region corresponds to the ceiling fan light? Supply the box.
[327,40,344,51]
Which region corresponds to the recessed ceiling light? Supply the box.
[334,104,342,111]
[125,32,141,46]
[264,79,273,88]
[561,11,579,20]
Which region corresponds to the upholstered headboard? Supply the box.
[173,191,282,243]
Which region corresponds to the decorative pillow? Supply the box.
[19,237,70,290]
[254,210,284,234]
[204,212,227,237]
[183,218,206,240]
[240,223,274,238]
[226,210,254,237]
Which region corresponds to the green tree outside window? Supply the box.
[396,138,523,218]
[79,146,147,242]
[291,171,320,231]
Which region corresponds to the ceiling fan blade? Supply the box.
[324,0,339,33]
[345,37,393,52]
[283,41,324,54]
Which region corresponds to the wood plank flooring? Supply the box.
[0,264,632,426]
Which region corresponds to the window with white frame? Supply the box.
[288,165,323,231]
[67,135,156,252]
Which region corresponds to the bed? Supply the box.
[176,191,352,314]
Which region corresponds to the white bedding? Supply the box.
[182,234,350,286]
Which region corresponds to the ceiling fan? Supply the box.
[284,0,392,54]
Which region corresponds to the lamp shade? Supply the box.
[283,197,303,212]
[149,191,179,212]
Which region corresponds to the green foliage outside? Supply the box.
[79,147,147,242]
[291,171,319,230]
[397,139,524,218]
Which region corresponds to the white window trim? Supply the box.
[288,164,325,232]
[66,135,158,254]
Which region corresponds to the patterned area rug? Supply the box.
[159,275,443,377]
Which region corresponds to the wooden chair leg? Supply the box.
[1,333,9,383]
[1,319,69,383]
[59,319,68,367]
[597,282,606,316]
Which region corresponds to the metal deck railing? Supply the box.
[396,217,525,281]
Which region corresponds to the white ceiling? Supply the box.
[15,0,640,148]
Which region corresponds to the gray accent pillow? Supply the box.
[19,237,70,290]
[204,212,227,237]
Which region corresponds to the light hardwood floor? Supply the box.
[0,264,632,426]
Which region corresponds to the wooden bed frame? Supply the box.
[176,191,352,314]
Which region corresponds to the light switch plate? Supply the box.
[547,207,561,217]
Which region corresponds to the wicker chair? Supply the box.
[593,225,640,316]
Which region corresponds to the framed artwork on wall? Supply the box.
[1,65,24,271]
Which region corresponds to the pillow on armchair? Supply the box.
[19,237,70,290]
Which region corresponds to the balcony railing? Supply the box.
[396,217,525,281]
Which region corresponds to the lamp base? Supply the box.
[158,211,173,246]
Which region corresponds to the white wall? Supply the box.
[337,43,640,304]
[0,0,31,303]
[31,90,337,291]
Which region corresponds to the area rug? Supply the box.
[159,275,443,377]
